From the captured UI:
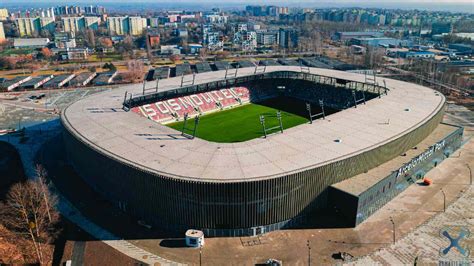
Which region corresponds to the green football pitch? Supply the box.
[166,97,311,143]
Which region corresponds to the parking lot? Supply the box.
[0,87,109,130]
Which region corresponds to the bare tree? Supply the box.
[364,47,385,69]
[85,29,96,48]
[0,165,59,265]
[122,60,145,83]
[145,32,152,61]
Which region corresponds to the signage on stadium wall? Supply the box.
[396,140,446,178]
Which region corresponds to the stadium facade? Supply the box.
[61,66,461,237]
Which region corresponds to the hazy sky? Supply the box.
[1,0,473,2]
[2,0,472,13]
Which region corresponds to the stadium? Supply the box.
[61,65,462,237]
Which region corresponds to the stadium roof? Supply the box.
[62,66,445,182]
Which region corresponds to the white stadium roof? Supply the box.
[62,66,444,182]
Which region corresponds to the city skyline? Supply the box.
[1,1,472,14]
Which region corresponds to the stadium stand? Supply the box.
[236,60,255,68]
[175,63,192,77]
[132,87,253,123]
[277,58,300,66]
[153,66,170,80]
[212,61,232,71]
[300,57,332,69]
[259,60,281,66]
[195,62,213,73]
[131,76,378,124]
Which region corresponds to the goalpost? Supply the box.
[181,113,200,139]
[259,111,283,138]
[306,100,325,124]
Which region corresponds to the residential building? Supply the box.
[278,28,298,49]
[234,23,248,33]
[84,17,100,30]
[62,17,85,33]
[107,17,128,35]
[107,16,146,36]
[128,17,147,36]
[84,5,106,15]
[0,8,8,20]
[0,22,5,42]
[62,16,100,33]
[234,30,257,51]
[148,17,159,28]
[257,30,278,46]
[147,32,160,48]
[16,18,41,36]
[203,31,223,51]
[205,14,228,24]
[40,17,56,34]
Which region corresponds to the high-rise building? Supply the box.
[278,28,298,49]
[62,17,86,33]
[40,17,56,34]
[0,8,9,20]
[147,17,159,28]
[257,30,278,46]
[62,16,100,33]
[0,22,6,42]
[107,17,128,35]
[128,17,147,36]
[84,17,100,30]
[83,5,106,15]
[16,18,41,36]
[107,17,147,36]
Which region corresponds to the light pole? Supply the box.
[307,239,311,266]
[440,189,446,212]
[466,164,472,185]
[199,245,202,266]
[389,217,395,244]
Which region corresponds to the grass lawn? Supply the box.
[0,48,34,56]
[167,97,310,143]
